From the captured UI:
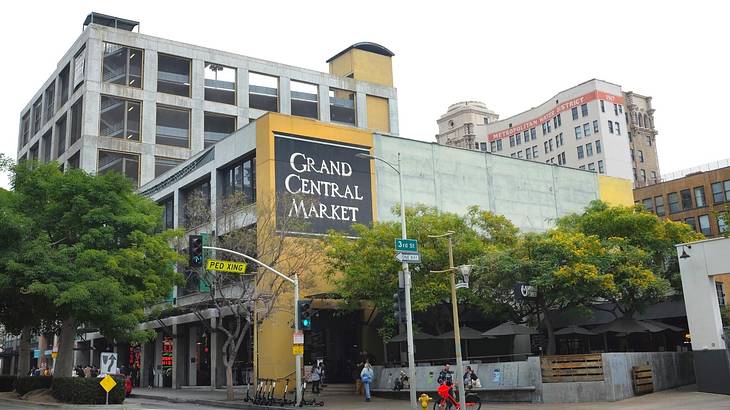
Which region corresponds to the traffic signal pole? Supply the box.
[202,246,302,407]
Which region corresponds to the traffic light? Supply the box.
[298,299,313,330]
[393,289,406,324]
[189,235,203,267]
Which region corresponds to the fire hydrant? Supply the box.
[419,393,432,409]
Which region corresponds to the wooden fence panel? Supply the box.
[632,364,654,394]
[540,354,604,383]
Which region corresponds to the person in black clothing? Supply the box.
[437,363,453,384]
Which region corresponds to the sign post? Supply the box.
[99,374,117,405]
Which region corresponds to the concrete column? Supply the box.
[188,326,197,386]
[279,77,291,115]
[237,68,249,109]
[388,97,399,135]
[142,51,158,146]
[356,92,367,128]
[85,38,103,84]
[172,324,180,388]
[140,341,149,388]
[191,107,205,154]
[318,85,330,123]
[210,317,221,388]
[154,333,163,387]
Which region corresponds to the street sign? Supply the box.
[293,330,304,345]
[455,282,469,290]
[51,351,58,359]
[514,282,537,299]
[395,251,421,263]
[100,374,117,392]
[292,344,304,355]
[206,259,247,274]
[395,238,418,253]
[100,352,118,375]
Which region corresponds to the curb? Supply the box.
[0,397,141,409]
[132,393,293,409]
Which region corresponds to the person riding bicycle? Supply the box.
[437,380,459,409]
[437,363,453,385]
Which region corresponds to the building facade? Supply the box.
[16,13,398,189]
[436,79,660,183]
[625,91,660,188]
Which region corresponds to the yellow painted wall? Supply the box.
[253,113,376,382]
[329,49,393,87]
[598,175,634,206]
[366,95,390,133]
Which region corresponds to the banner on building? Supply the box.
[274,133,373,236]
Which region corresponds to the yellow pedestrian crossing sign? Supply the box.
[100,374,117,393]
[206,259,248,274]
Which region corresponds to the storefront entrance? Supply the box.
[304,309,360,383]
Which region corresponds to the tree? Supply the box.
[324,205,515,339]
[0,161,183,376]
[471,230,615,354]
[187,192,321,400]
[556,200,702,293]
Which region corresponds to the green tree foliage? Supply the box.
[324,205,515,339]
[556,200,702,292]
[0,161,183,376]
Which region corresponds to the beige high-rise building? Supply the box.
[625,91,660,187]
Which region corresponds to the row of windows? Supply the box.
[633,168,658,185]
[631,149,645,163]
[543,133,564,154]
[576,141,602,160]
[509,128,537,147]
[641,193,727,236]
[600,100,624,116]
[570,103,589,121]
[510,145,539,159]
[23,98,84,164]
[546,152,567,166]
[578,160,604,173]
[607,120,621,135]
[575,120,600,139]
[489,139,504,152]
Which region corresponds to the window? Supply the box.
[546,121,551,133]
[490,141,496,152]
[640,169,646,184]
[68,151,80,169]
[55,115,66,157]
[517,151,523,159]
[581,103,588,117]
[544,141,549,154]
[44,82,55,123]
[571,107,578,120]
[204,113,236,148]
[638,150,644,162]
[613,103,618,115]
[290,80,318,119]
[515,134,521,145]
[595,140,602,154]
[221,156,256,204]
[651,171,657,184]
[32,97,42,135]
[100,96,141,141]
[628,132,632,142]
[712,182,724,203]
[575,125,582,139]
[97,150,140,187]
[542,122,547,135]
[598,160,605,174]
[20,112,30,146]
[158,53,191,96]
[549,139,553,151]
[646,135,653,146]
[530,128,536,140]
[556,113,562,127]
[510,153,516,158]
[329,88,355,125]
[684,217,696,231]
[586,143,593,157]
[41,131,52,162]
[69,97,83,145]
[633,168,637,181]
[553,116,558,129]
[478,142,486,152]
[615,122,621,135]
[579,165,586,170]
[655,196,665,216]
[587,162,595,172]
[593,120,599,133]
[555,133,563,148]
[717,282,726,307]
[510,136,515,147]
[583,123,591,137]
[719,216,728,234]
[155,156,184,178]
[600,100,605,113]
[668,192,680,213]
[642,198,654,212]
[699,214,712,236]
[204,63,236,104]
[619,105,623,114]
[484,117,489,125]
[160,196,174,230]
[250,72,279,112]
[608,121,614,134]
[73,46,85,89]
[694,186,706,207]
[526,147,532,159]
[577,146,584,159]
[183,179,211,228]
[496,140,503,151]
[523,130,529,143]
[58,64,70,107]
[102,43,143,88]
[532,146,538,158]
[631,149,635,161]
[28,143,39,161]
[680,189,692,210]
[156,106,190,147]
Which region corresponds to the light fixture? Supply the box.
[679,245,692,259]
[128,105,134,112]
[355,152,374,160]
[457,264,472,286]
[129,53,136,59]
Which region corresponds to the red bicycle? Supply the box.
[433,385,481,410]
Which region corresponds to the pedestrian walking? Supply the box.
[310,363,322,394]
[360,361,374,402]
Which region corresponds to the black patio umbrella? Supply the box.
[437,326,487,359]
[555,325,597,353]
[482,321,537,337]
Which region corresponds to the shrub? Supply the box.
[51,376,125,404]
[0,375,16,392]
[15,376,53,395]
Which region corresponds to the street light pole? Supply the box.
[429,232,466,410]
[356,152,417,410]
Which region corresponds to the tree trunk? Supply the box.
[54,317,77,377]
[17,325,32,376]
[226,364,234,401]
[544,313,556,355]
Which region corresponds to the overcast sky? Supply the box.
[2,0,729,189]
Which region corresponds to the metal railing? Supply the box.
[661,158,730,183]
